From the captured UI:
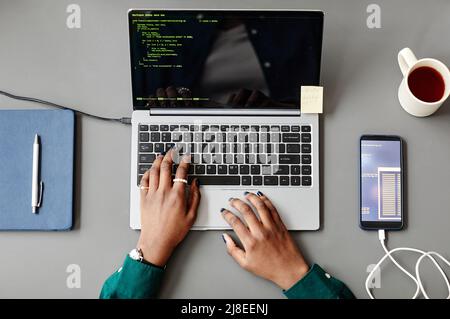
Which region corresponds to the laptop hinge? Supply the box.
[148,108,301,117]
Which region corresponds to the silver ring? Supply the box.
[176,87,191,96]
[173,178,188,184]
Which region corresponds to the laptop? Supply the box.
[128,9,323,230]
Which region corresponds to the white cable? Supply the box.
[365,229,450,299]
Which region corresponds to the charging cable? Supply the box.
[365,229,450,299]
[0,89,131,125]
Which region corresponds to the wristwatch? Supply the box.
[129,248,144,263]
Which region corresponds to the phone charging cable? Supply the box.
[365,229,450,299]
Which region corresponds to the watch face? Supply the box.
[129,249,141,261]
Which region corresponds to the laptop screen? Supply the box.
[129,10,323,110]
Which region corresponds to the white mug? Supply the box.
[398,48,450,117]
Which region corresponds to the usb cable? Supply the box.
[0,89,132,125]
[365,229,450,299]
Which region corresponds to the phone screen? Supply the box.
[360,136,403,230]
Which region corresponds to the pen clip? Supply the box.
[37,181,43,208]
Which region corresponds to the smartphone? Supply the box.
[359,135,404,230]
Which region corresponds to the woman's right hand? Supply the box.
[221,191,310,290]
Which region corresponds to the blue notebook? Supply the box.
[0,109,75,230]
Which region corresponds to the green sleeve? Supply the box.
[283,264,355,299]
[100,255,165,299]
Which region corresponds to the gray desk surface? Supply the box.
[1,0,449,299]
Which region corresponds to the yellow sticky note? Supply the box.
[301,86,323,114]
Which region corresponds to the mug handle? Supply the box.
[398,48,418,76]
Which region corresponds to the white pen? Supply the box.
[31,134,43,213]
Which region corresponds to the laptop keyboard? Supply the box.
[137,124,312,187]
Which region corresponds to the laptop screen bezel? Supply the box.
[128,9,324,111]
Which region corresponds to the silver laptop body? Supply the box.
[128,9,323,230]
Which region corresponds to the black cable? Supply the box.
[0,90,131,125]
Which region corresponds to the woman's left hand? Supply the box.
[137,149,201,267]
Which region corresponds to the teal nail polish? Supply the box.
[228,197,234,202]
[221,234,226,243]
[244,191,249,195]
[256,191,264,197]
[220,208,226,213]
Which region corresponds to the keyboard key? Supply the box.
[139,143,153,153]
[201,154,211,164]
[216,133,226,142]
[232,144,241,153]
[192,154,201,164]
[245,154,255,164]
[256,154,266,164]
[301,133,311,143]
[223,154,233,164]
[279,154,300,164]
[161,132,171,142]
[238,133,248,143]
[267,155,277,164]
[165,143,175,151]
[193,125,200,131]
[207,165,216,174]
[218,165,227,175]
[211,154,222,164]
[280,176,290,185]
[194,133,203,142]
[139,154,155,163]
[220,125,229,131]
[273,165,289,175]
[239,165,249,175]
[154,143,164,153]
[230,125,240,132]
[221,143,231,153]
[228,133,237,143]
[291,176,301,186]
[262,165,271,175]
[291,125,300,132]
[271,125,280,131]
[180,125,189,131]
[139,124,149,131]
[301,125,311,132]
[189,143,197,153]
[195,165,205,174]
[282,133,300,143]
[234,154,244,164]
[172,132,182,142]
[160,125,169,131]
[150,125,159,131]
[264,176,278,185]
[260,133,270,143]
[249,133,258,143]
[176,143,187,154]
[302,176,312,186]
[301,144,312,153]
[209,143,219,153]
[281,125,290,132]
[137,174,143,184]
[302,165,312,175]
[183,132,193,142]
[242,176,251,185]
[188,165,194,174]
[301,155,312,164]
[188,175,240,185]
[201,125,209,131]
[229,165,239,174]
[250,125,259,132]
[205,133,215,142]
[138,164,151,174]
[210,125,219,131]
[287,144,301,153]
[170,125,179,131]
[271,133,281,143]
[260,125,270,132]
[240,125,250,132]
[243,144,251,153]
[291,165,301,175]
[150,132,160,142]
[139,132,149,142]
[251,165,261,175]
[252,175,263,185]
